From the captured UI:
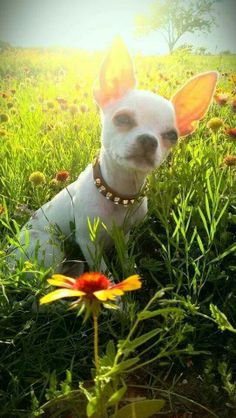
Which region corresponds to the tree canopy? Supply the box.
[135,0,218,53]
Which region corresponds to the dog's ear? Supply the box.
[93,37,136,108]
[171,71,218,137]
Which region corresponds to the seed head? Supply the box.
[0,128,7,136]
[207,117,224,132]
[46,100,55,109]
[80,104,89,113]
[0,113,9,123]
[232,99,236,112]
[0,204,5,215]
[225,127,236,138]
[49,178,59,188]
[29,171,46,186]
[223,155,236,166]
[214,93,229,106]
[69,104,79,116]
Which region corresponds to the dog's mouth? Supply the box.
[126,151,158,170]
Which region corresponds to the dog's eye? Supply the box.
[113,112,135,128]
[162,130,178,143]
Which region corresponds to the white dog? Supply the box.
[9,38,218,274]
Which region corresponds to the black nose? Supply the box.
[137,134,158,152]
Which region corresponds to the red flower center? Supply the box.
[73,272,110,294]
[55,170,70,182]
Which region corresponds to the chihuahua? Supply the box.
[9,38,218,274]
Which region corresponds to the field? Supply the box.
[0,47,236,417]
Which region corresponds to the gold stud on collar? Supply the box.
[99,185,106,192]
[92,157,146,206]
[106,192,113,199]
[95,178,101,186]
[114,196,121,204]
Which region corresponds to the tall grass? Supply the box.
[0,47,236,417]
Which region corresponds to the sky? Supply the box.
[0,0,236,54]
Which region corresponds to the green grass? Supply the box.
[0,47,236,417]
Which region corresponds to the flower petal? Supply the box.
[47,278,75,289]
[113,275,142,291]
[49,274,76,286]
[94,288,124,301]
[40,288,85,305]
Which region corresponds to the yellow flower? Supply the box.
[207,117,224,132]
[40,272,141,306]
[23,261,34,271]
[29,171,46,186]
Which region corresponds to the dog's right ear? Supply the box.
[93,37,136,108]
[171,71,218,137]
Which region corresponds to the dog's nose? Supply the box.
[137,134,158,152]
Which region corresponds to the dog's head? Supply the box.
[93,38,218,173]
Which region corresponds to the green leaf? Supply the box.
[210,304,236,334]
[209,243,236,263]
[107,357,139,376]
[206,169,214,202]
[86,396,98,417]
[196,233,205,254]
[60,369,72,395]
[153,289,166,298]
[112,399,165,418]
[215,200,229,229]
[107,383,127,405]
[138,307,184,321]
[106,340,116,359]
[198,206,210,239]
[205,193,211,223]
[120,329,162,353]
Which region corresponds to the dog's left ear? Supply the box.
[93,37,136,108]
[171,71,218,137]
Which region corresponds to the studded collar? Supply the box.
[92,157,147,207]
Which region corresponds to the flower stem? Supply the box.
[93,312,99,370]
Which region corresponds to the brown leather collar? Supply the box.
[92,157,147,207]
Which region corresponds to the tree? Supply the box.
[196,46,208,55]
[135,0,218,53]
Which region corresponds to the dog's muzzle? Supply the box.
[136,134,158,153]
[127,133,159,169]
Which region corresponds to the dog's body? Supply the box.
[12,151,147,272]
[9,38,218,274]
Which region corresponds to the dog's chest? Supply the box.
[74,165,147,234]
[96,193,147,232]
